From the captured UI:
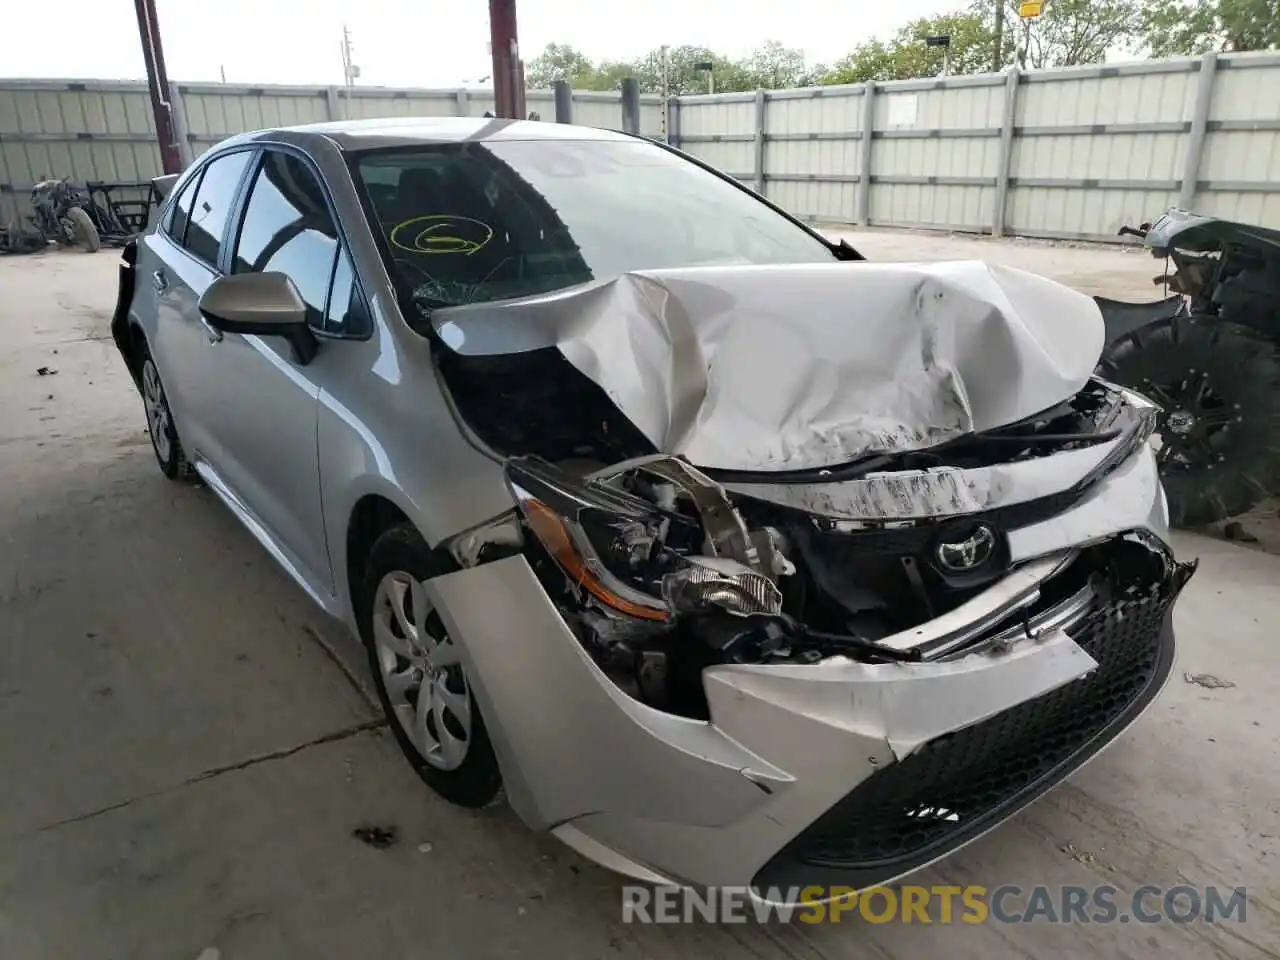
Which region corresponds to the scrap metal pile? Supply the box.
[1,179,160,255]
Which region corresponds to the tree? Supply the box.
[1142,0,1280,55]
[982,0,1144,69]
[977,0,1141,69]
[739,41,813,88]
[525,43,599,89]
[522,41,822,95]
[822,12,997,84]
[627,45,735,95]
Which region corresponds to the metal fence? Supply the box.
[4,50,1280,239]
[671,50,1280,241]
[0,80,665,223]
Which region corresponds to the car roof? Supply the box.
[236,116,637,152]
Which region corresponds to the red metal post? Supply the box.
[489,0,526,119]
[134,0,183,174]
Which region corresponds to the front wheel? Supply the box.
[1099,314,1280,526]
[356,524,502,808]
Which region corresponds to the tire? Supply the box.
[356,524,502,808]
[138,348,195,480]
[1099,314,1280,526]
[63,206,101,252]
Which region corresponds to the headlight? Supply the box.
[505,456,783,621]
[506,457,687,621]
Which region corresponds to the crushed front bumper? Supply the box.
[424,444,1194,903]
[752,578,1181,893]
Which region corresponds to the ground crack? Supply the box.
[17,718,387,839]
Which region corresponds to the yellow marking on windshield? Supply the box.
[389,215,493,255]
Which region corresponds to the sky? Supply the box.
[4,0,964,88]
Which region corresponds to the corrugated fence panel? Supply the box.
[675,96,755,176]
[1006,65,1200,238]
[765,137,860,176]
[686,141,753,178]
[876,80,1006,130]
[1195,56,1280,223]
[341,91,458,121]
[866,79,1003,230]
[467,93,499,117]
[765,87,863,135]
[183,86,328,138]
[0,82,161,222]
[639,99,666,139]
[572,97,623,130]
[678,97,755,137]
[762,87,863,192]
[769,180,859,224]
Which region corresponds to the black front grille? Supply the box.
[753,572,1182,893]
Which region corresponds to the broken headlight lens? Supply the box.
[506,456,786,621]
[506,458,686,622]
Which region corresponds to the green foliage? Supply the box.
[527,0,1260,98]
[822,12,997,84]
[523,41,816,94]
[1142,0,1280,55]
[524,42,599,89]
[995,0,1144,69]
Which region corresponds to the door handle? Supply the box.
[199,315,223,344]
[151,269,168,294]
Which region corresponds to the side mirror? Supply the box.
[198,272,318,364]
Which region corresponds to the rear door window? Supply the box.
[182,149,253,267]
[232,150,340,330]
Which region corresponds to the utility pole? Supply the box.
[1016,1,1042,70]
[340,25,359,118]
[661,45,671,140]
[133,0,182,174]
[489,0,526,119]
[992,0,1004,72]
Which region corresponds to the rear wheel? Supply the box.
[139,349,194,480]
[1099,314,1280,526]
[356,524,502,808]
[63,206,101,252]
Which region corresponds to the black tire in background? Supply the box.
[63,206,101,252]
[356,523,503,808]
[1099,314,1280,527]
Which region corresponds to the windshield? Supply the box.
[354,137,835,310]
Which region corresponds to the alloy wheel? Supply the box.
[371,570,472,771]
[141,358,172,462]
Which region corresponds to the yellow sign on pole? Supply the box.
[1019,0,1044,17]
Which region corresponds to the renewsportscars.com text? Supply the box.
[622,884,1249,925]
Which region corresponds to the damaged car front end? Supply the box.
[421,260,1196,901]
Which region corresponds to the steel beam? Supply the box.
[133,0,182,173]
[489,0,526,119]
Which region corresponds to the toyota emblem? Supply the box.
[935,523,997,573]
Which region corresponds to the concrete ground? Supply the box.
[0,238,1277,959]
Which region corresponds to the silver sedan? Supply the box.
[112,117,1194,902]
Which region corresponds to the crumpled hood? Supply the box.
[432,260,1104,473]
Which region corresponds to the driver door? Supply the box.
[193,149,340,598]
